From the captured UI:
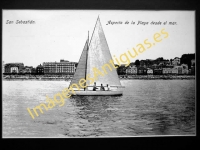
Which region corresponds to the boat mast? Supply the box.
[84,17,99,90]
[84,16,100,90]
[84,31,89,91]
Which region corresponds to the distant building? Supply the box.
[172,66,179,74]
[158,60,171,67]
[43,59,77,75]
[177,66,182,74]
[23,66,33,74]
[11,67,19,73]
[31,68,36,74]
[153,68,162,75]
[162,65,173,74]
[4,63,24,74]
[147,68,153,75]
[151,64,160,69]
[181,64,188,74]
[126,65,137,75]
[171,65,184,75]
[163,68,171,74]
[36,64,44,75]
[172,57,180,66]
[137,67,147,75]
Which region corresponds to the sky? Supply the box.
[3,10,195,67]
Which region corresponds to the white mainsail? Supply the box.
[86,17,121,87]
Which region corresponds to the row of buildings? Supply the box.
[118,56,195,75]
[121,64,195,75]
[3,55,195,75]
[3,59,77,75]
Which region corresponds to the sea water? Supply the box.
[3,80,195,137]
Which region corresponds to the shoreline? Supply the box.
[3,75,195,81]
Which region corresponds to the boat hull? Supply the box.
[71,90,123,96]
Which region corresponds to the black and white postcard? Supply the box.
[2,10,195,138]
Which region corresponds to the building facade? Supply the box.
[36,64,44,75]
[10,67,19,73]
[147,68,153,75]
[43,59,77,75]
[4,63,24,74]
[178,66,182,74]
[153,68,162,75]
[126,65,137,75]
[172,66,178,74]
[23,66,33,74]
[172,57,180,66]
[163,68,172,74]
[31,68,36,74]
[137,67,147,75]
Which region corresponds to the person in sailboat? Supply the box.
[100,84,105,91]
[93,82,98,91]
[107,84,110,91]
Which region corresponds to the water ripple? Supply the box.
[3,80,195,137]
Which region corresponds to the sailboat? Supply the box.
[68,16,124,96]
